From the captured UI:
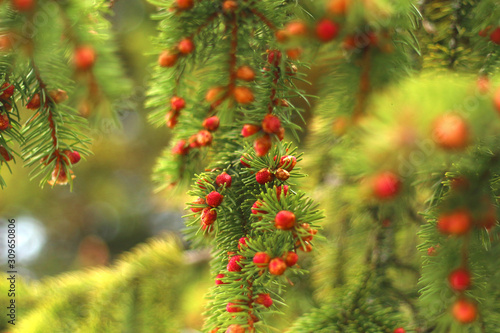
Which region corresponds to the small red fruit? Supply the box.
[255,293,273,308]
[201,207,217,225]
[286,21,308,36]
[256,168,273,184]
[178,38,194,54]
[240,154,251,168]
[222,0,238,12]
[196,130,213,146]
[206,86,225,103]
[64,150,81,164]
[206,191,223,207]
[286,48,302,60]
[226,302,244,312]
[241,124,260,137]
[176,0,194,10]
[393,328,405,333]
[226,324,245,333]
[452,299,477,324]
[11,0,35,11]
[74,46,96,70]
[238,237,248,250]
[26,93,41,110]
[0,83,15,100]
[236,66,255,81]
[276,185,289,200]
[284,251,298,266]
[0,146,13,162]
[262,114,281,134]
[279,155,297,171]
[437,209,472,235]
[269,257,287,275]
[158,50,178,67]
[327,0,350,15]
[215,273,226,285]
[275,168,290,181]
[0,114,10,130]
[267,50,282,66]
[251,200,266,215]
[202,116,220,131]
[316,19,339,42]
[170,96,185,111]
[254,135,272,156]
[432,114,469,150]
[172,140,189,155]
[190,197,206,213]
[233,86,254,104]
[275,210,296,230]
[227,255,244,272]
[253,252,271,267]
[372,172,401,199]
[490,27,500,45]
[216,172,232,188]
[448,268,471,291]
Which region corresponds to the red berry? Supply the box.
[372,172,401,199]
[196,130,213,146]
[216,172,232,188]
[0,83,15,100]
[227,255,244,272]
[26,93,41,110]
[286,48,302,60]
[238,237,248,250]
[176,0,194,10]
[203,116,220,131]
[172,140,189,155]
[158,51,178,67]
[494,87,500,113]
[437,209,472,235]
[215,273,226,285]
[286,21,308,36]
[74,46,96,71]
[275,168,290,181]
[284,251,298,266]
[170,96,185,111]
[262,114,281,134]
[276,185,289,200]
[490,27,500,45]
[222,0,238,12]
[11,0,35,11]
[256,168,273,184]
[178,38,194,54]
[269,257,287,275]
[452,299,477,324]
[316,19,339,42]
[267,50,282,66]
[233,86,254,104]
[393,328,405,333]
[255,293,273,308]
[251,200,266,215]
[254,135,272,156]
[201,207,217,225]
[236,66,255,81]
[0,146,13,162]
[226,325,245,333]
[206,86,225,103]
[64,150,81,164]
[279,155,297,171]
[241,124,260,137]
[0,114,10,130]
[190,197,206,213]
[327,0,350,15]
[206,191,223,208]
[432,114,469,150]
[448,268,471,291]
[253,252,270,267]
[226,302,244,312]
[240,154,251,168]
[275,210,296,230]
